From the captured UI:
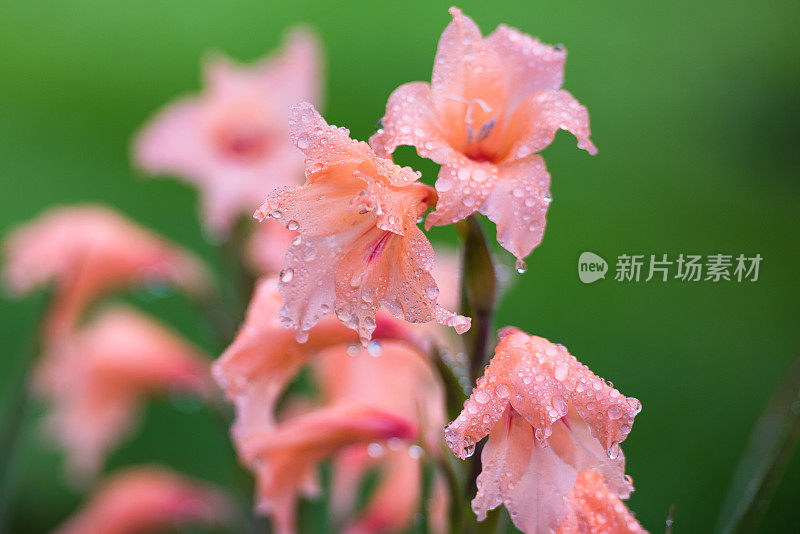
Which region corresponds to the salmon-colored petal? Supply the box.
[485,24,566,109]
[285,102,420,188]
[54,467,231,534]
[425,156,500,229]
[245,403,416,534]
[473,408,578,532]
[255,103,468,344]
[501,89,597,160]
[133,98,209,180]
[558,471,648,534]
[430,8,506,153]
[478,155,552,266]
[33,307,209,484]
[369,82,454,164]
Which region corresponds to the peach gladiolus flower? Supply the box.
[313,341,446,533]
[242,402,416,534]
[134,28,321,237]
[370,8,596,271]
[2,205,209,342]
[54,467,231,534]
[33,307,210,483]
[558,470,647,533]
[445,328,641,533]
[255,102,470,344]
[211,276,422,459]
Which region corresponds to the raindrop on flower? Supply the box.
[279,268,294,283]
[515,259,527,274]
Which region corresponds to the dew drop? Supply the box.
[474,390,490,404]
[367,443,384,458]
[408,444,423,459]
[279,268,294,283]
[296,134,310,149]
[426,286,440,299]
[287,220,299,231]
[515,259,527,274]
[554,364,568,381]
[472,168,487,182]
[437,177,453,192]
[367,340,382,356]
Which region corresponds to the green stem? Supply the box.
[715,346,800,534]
[0,291,50,534]
[456,215,497,383]
[454,214,499,530]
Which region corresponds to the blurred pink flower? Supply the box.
[370,7,596,270]
[33,307,210,483]
[444,327,641,533]
[2,205,210,343]
[244,218,296,276]
[212,277,427,461]
[211,276,360,459]
[134,28,321,237]
[558,470,647,533]
[53,466,231,534]
[255,102,470,345]
[242,402,416,534]
[313,341,446,533]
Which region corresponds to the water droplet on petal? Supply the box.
[279,268,294,283]
[367,443,384,458]
[515,259,527,274]
[287,220,299,231]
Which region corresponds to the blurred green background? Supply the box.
[1,0,799,532]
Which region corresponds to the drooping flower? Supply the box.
[33,307,210,483]
[444,328,642,533]
[2,205,210,343]
[255,102,470,344]
[312,341,446,533]
[134,28,321,236]
[211,276,424,460]
[370,8,596,270]
[242,402,416,534]
[53,466,231,534]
